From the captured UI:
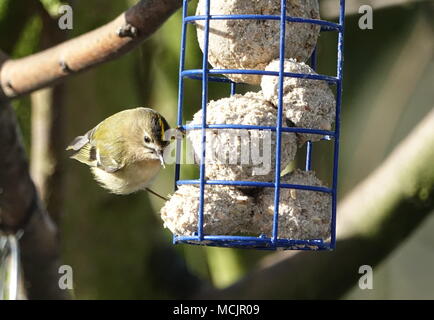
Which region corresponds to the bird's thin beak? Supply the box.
[176,126,186,137]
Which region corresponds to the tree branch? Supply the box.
[30,2,68,225]
[0,0,183,100]
[0,100,68,299]
[199,109,434,299]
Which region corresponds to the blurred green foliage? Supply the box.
[39,0,66,17]
[0,1,43,152]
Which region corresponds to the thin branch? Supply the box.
[199,109,434,299]
[30,3,68,224]
[0,0,183,100]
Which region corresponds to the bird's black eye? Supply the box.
[144,136,152,143]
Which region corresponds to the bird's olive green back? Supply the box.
[70,108,170,172]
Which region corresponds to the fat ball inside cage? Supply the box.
[163,0,346,250]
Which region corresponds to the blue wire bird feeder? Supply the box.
[173,0,345,250]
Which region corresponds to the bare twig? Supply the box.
[30,3,68,224]
[199,109,434,299]
[30,87,66,225]
[0,0,183,100]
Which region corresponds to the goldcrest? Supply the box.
[67,107,170,195]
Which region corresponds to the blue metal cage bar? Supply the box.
[174,0,345,250]
[182,69,340,83]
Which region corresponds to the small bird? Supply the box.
[66,107,170,196]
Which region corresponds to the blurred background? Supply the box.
[1,0,433,299]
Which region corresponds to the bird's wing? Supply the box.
[90,121,126,173]
[66,128,99,167]
[67,113,129,173]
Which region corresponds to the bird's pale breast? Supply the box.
[91,159,161,195]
